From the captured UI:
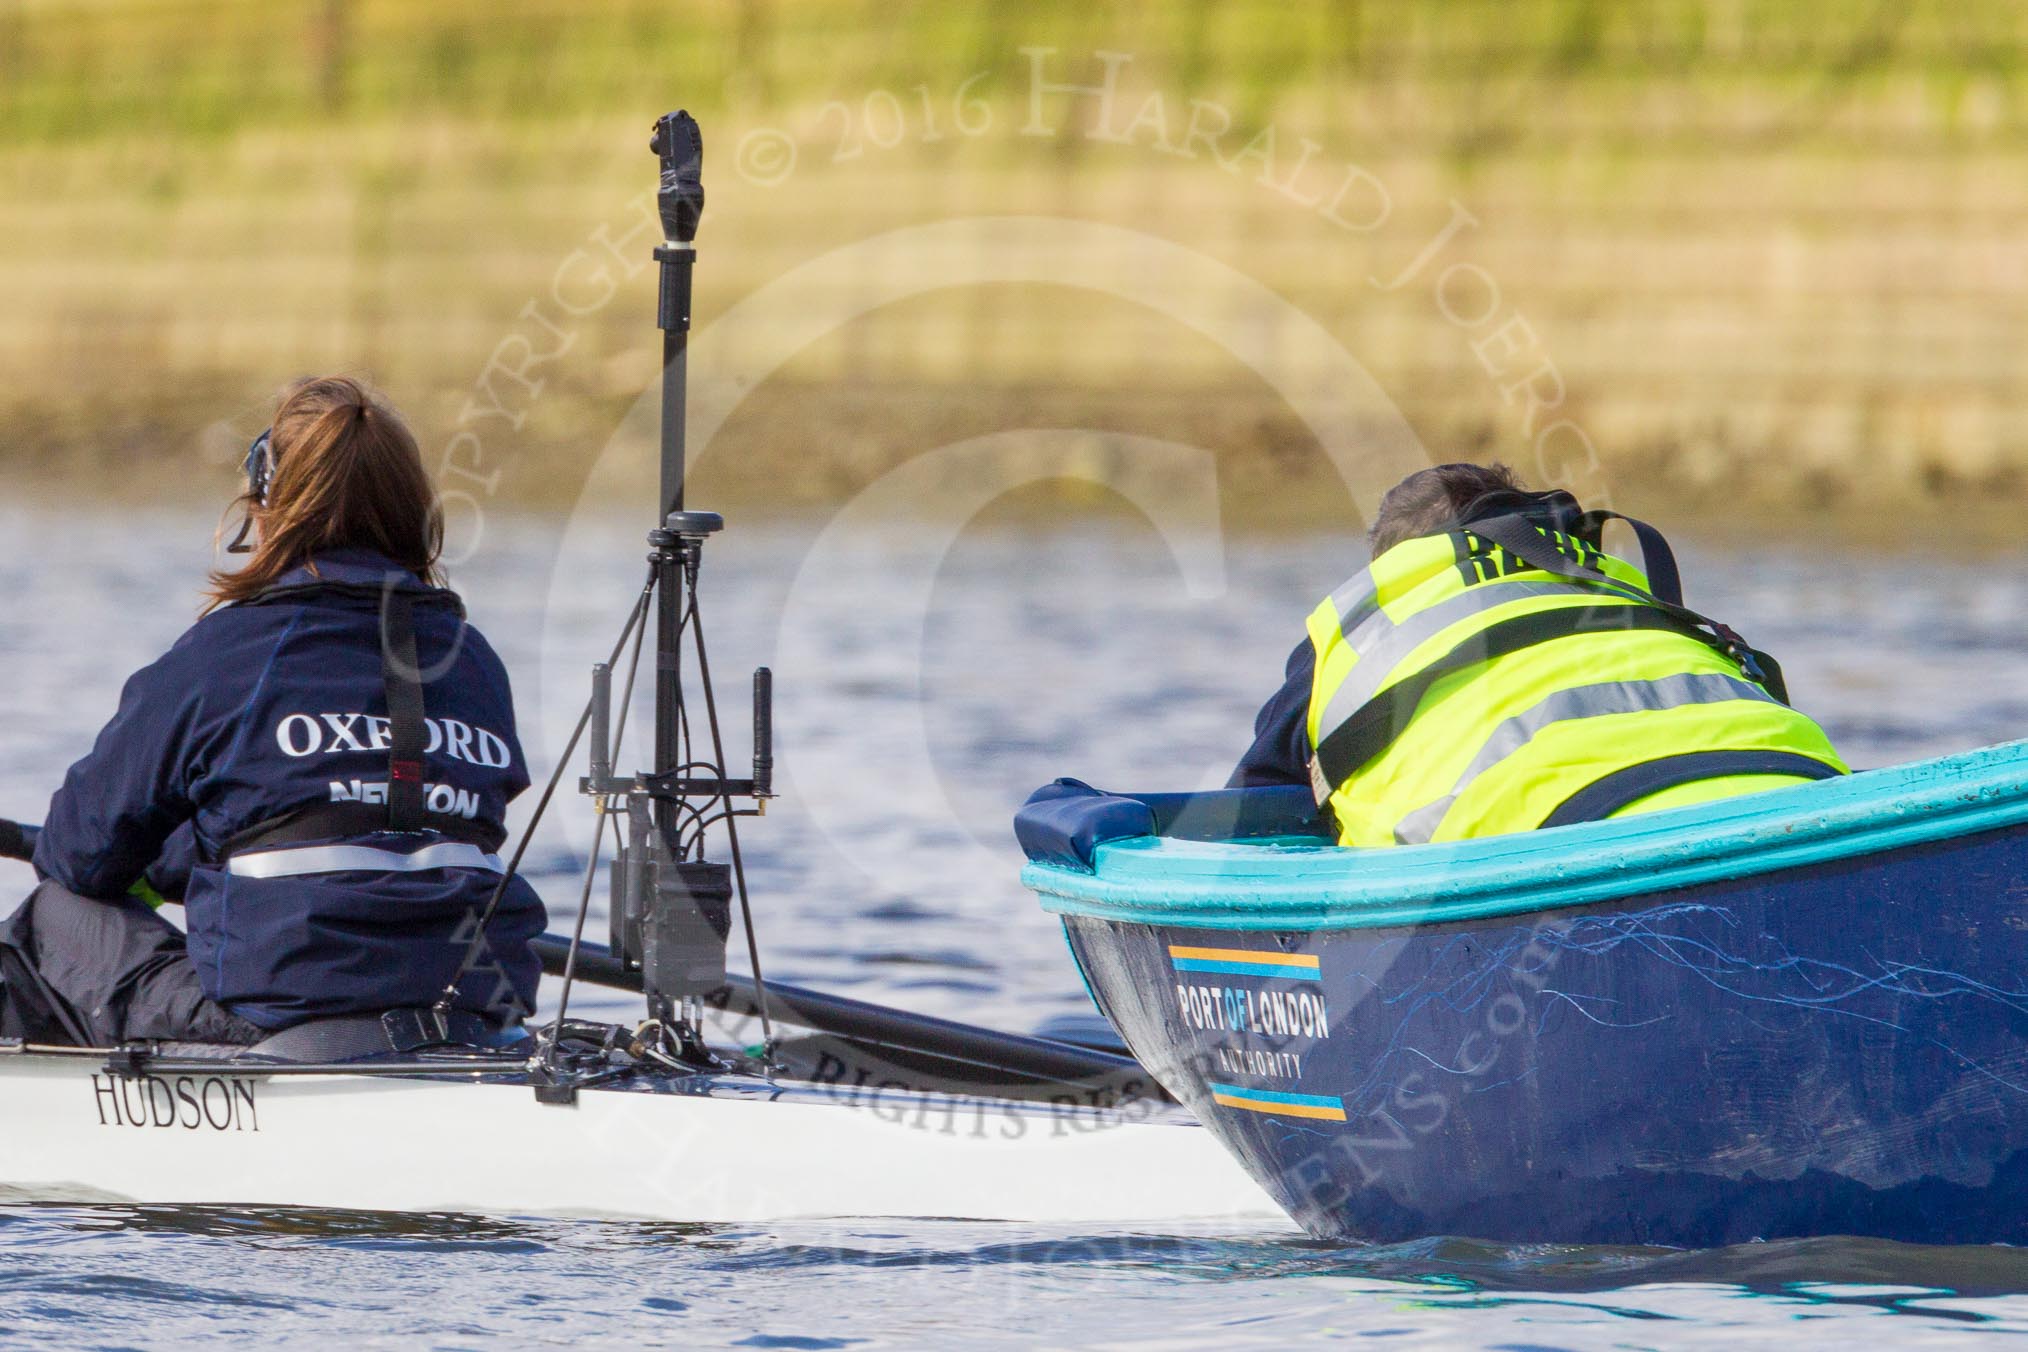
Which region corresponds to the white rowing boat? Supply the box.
[0,1044,1283,1225]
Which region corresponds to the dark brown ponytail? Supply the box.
[207,376,444,611]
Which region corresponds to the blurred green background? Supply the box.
[2,0,2022,534]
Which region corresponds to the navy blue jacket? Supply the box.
[34,549,547,1028]
[1230,640,1315,789]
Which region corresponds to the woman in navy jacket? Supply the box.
[0,376,546,1045]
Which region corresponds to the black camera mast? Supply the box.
[575,110,777,1063]
[442,111,777,1079]
[417,112,1141,1106]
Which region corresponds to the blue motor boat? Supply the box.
[1017,740,2028,1247]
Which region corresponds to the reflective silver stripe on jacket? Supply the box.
[227,841,506,880]
[1327,568,1381,632]
[1314,579,1612,757]
[1388,672,1777,845]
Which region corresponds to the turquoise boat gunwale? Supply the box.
[1024,739,2028,931]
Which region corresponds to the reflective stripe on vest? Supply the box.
[1387,671,1775,844]
[1305,527,1844,847]
[228,841,506,880]
[1313,580,1610,748]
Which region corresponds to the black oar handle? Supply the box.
[0,819,37,862]
[530,935,1154,1093]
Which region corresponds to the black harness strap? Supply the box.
[1541,750,1845,829]
[1450,491,1682,606]
[1464,513,1789,705]
[1311,603,1707,791]
[1577,509,1682,606]
[380,590,428,833]
[218,802,501,861]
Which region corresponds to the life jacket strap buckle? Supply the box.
[1307,755,1333,807]
[1711,623,1767,684]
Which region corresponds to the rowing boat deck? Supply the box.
[0,1045,1285,1226]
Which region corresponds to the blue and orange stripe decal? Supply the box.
[1208,1083,1348,1122]
[1168,944,1321,981]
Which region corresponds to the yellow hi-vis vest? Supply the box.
[1304,523,1846,848]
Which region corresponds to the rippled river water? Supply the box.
[3,500,2027,1348]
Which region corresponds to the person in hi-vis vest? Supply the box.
[1231,463,1846,848]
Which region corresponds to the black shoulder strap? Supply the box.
[1576,509,1681,606]
[1465,513,1787,704]
[381,591,428,832]
[1454,490,1669,598]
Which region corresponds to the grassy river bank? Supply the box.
[3,0,2023,539]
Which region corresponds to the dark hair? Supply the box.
[207,376,443,611]
[1368,462,1525,556]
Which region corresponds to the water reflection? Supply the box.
[7,1203,2028,1337]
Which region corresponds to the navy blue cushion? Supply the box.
[1014,781,1329,871]
[1014,780,1155,872]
